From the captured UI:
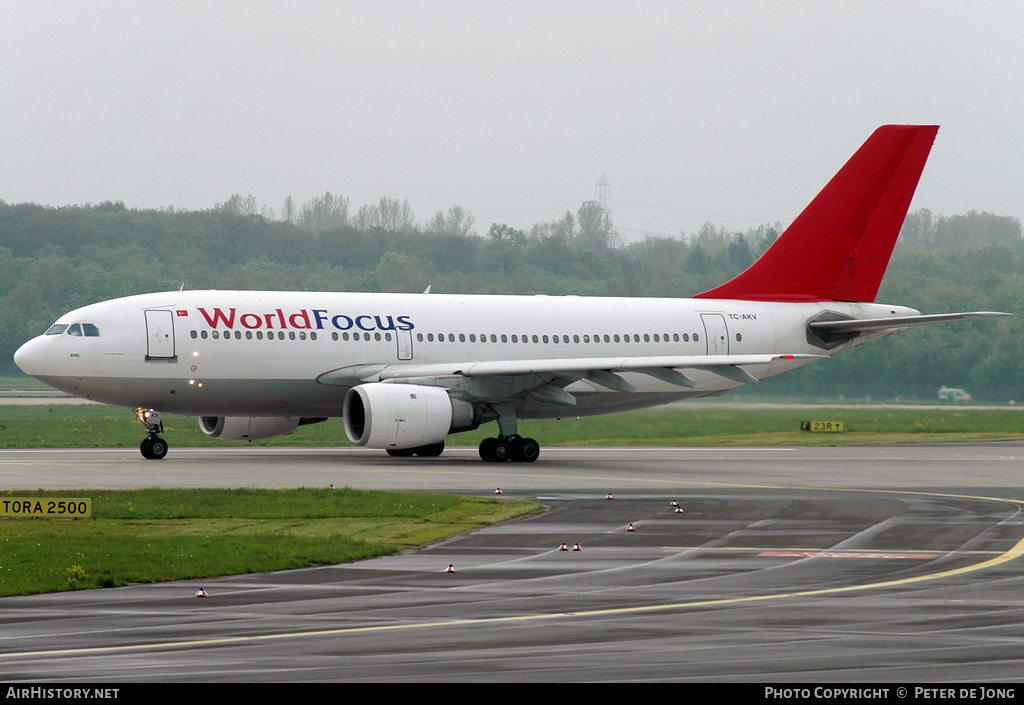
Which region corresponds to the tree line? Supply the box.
[0,195,1020,401]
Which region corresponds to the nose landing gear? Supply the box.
[135,408,168,460]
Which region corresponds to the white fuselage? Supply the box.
[14,290,918,418]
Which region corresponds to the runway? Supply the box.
[2,445,1024,682]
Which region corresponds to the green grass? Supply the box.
[467,406,1024,446]
[0,488,540,596]
[0,374,53,391]
[1,403,1021,449]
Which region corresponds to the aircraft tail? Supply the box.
[695,125,939,303]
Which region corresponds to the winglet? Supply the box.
[696,125,939,303]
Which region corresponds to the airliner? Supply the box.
[13,125,1007,462]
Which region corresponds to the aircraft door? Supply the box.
[396,329,413,360]
[700,313,729,355]
[145,310,176,360]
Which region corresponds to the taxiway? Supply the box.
[1,445,1023,682]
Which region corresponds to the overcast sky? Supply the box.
[2,1,1021,240]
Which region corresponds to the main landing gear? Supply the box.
[479,435,540,463]
[477,402,539,463]
[136,408,168,460]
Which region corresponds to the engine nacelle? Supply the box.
[343,383,477,450]
[199,416,302,441]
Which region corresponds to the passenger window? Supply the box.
[190,330,198,339]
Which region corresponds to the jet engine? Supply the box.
[199,416,325,441]
[343,383,479,450]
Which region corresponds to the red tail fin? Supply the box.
[696,125,939,303]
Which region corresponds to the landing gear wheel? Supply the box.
[479,437,512,462]
[492,438,511,462]
[140,436,168,460]
[511,437,540,463]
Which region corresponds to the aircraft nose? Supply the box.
[14,336,48,377]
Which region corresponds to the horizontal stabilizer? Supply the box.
[808,311,1010,334]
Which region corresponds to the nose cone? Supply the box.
[14,336,48,377]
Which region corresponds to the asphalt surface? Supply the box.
[2,444,1023,682]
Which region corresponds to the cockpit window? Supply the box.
[59,323,100,337]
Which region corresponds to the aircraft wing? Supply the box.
[318,353,823,404]
[808,311,1010,334]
